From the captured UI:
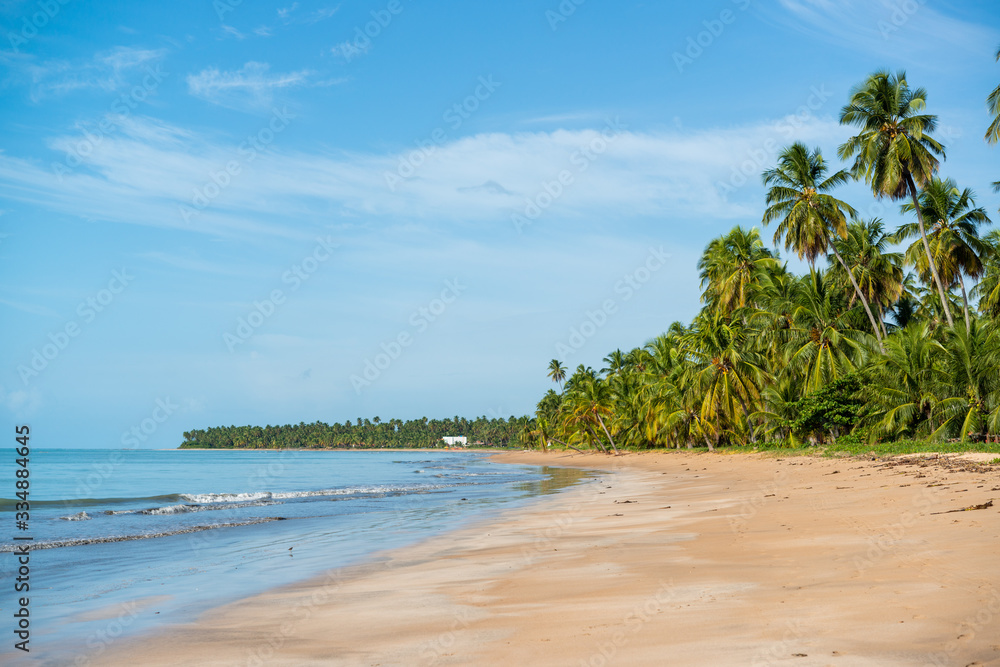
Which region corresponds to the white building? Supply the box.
[442,436,468,446]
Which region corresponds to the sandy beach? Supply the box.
[95,450,1000,667]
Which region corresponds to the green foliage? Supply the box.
[180,415,532,450]
[789,374,868,442]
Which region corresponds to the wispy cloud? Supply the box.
[23,46,167,100]
[767,0,998,63]
[136,251,249,276]
[0,114,847,240]
[186,61,312,110]
[277,3,339,24]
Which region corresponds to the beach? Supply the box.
[87,450,1000,666]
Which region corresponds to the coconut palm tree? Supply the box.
[987,46,1000,145]
[896,177,991,329]
[838,70,952,326]
[601,349,627,376]
[547,359,567,389]
[934,320,1000,440]
[681,310,770,445]
[783,271,870,394]
[863,322,946,440]
[974,230,1000,318]
[697,226,779,314]
[829,218,904,339]
[762,143,885,349]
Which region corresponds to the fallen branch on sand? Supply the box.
[930,500,994,515]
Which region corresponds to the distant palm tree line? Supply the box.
[530,68,1000,452]
[180,415,531,449]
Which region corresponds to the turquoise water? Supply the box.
[0,449,590,664]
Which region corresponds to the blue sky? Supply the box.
[1,0,999,448]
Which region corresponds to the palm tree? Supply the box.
[547,359,567,389]
[987,46,1000,145]
[762,143,885,349]
[896,177,991,328]
[681,310,770,445]
[863,322,945,440]
[829,218,904,339]
[934,320,1000,440]
[697,226,779,314]
[783,271,870,394]
[601,349,627,376]
[838,70,952,326]
[974,230,1000,318]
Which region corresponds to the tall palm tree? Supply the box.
[601,349,627,376]
[783,271,870,394]
[987,46,1000,145]
[935,320,1000,440]
[838,70,952,326]
[681,310,770,445]
[896,177,991,328]
[762,143,885,349]
[829,218,904,339]
[697,226,779,314]
[863,322,945,440]
[974,230,1000,318]
[547,359,567,389]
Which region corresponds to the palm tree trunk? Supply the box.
[595,413,619,455]
[906,173,955,327]
[958,272,971,330]
[735,393,757,444]
[585,425,608,453]
[828,242,885,352]
[876,302,889,339]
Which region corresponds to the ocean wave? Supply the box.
[0,517,289,551]
[181,485,444,504]
[1,484,447,512]
[59,511,91,521]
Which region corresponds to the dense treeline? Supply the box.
[528,68,1000,453]
[179,415,532,449]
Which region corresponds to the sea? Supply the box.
[0,448,592,664]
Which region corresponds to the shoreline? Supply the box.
[86,451,1000,665]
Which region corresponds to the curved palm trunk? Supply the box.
[585,425,608,453]
[876,302,888,339]
[957,272,971,330]
[906,173,955,328]
[828,242,885,352]
[595,413,619,456]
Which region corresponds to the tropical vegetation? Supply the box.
[528,68,1000,454]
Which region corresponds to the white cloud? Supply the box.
[768,0,999,63]
[0,385,42,418]
[186,61,312,110]
[23,46,167,100]
[0,113,847,240]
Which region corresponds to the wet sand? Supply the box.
[95,450,1000,666]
